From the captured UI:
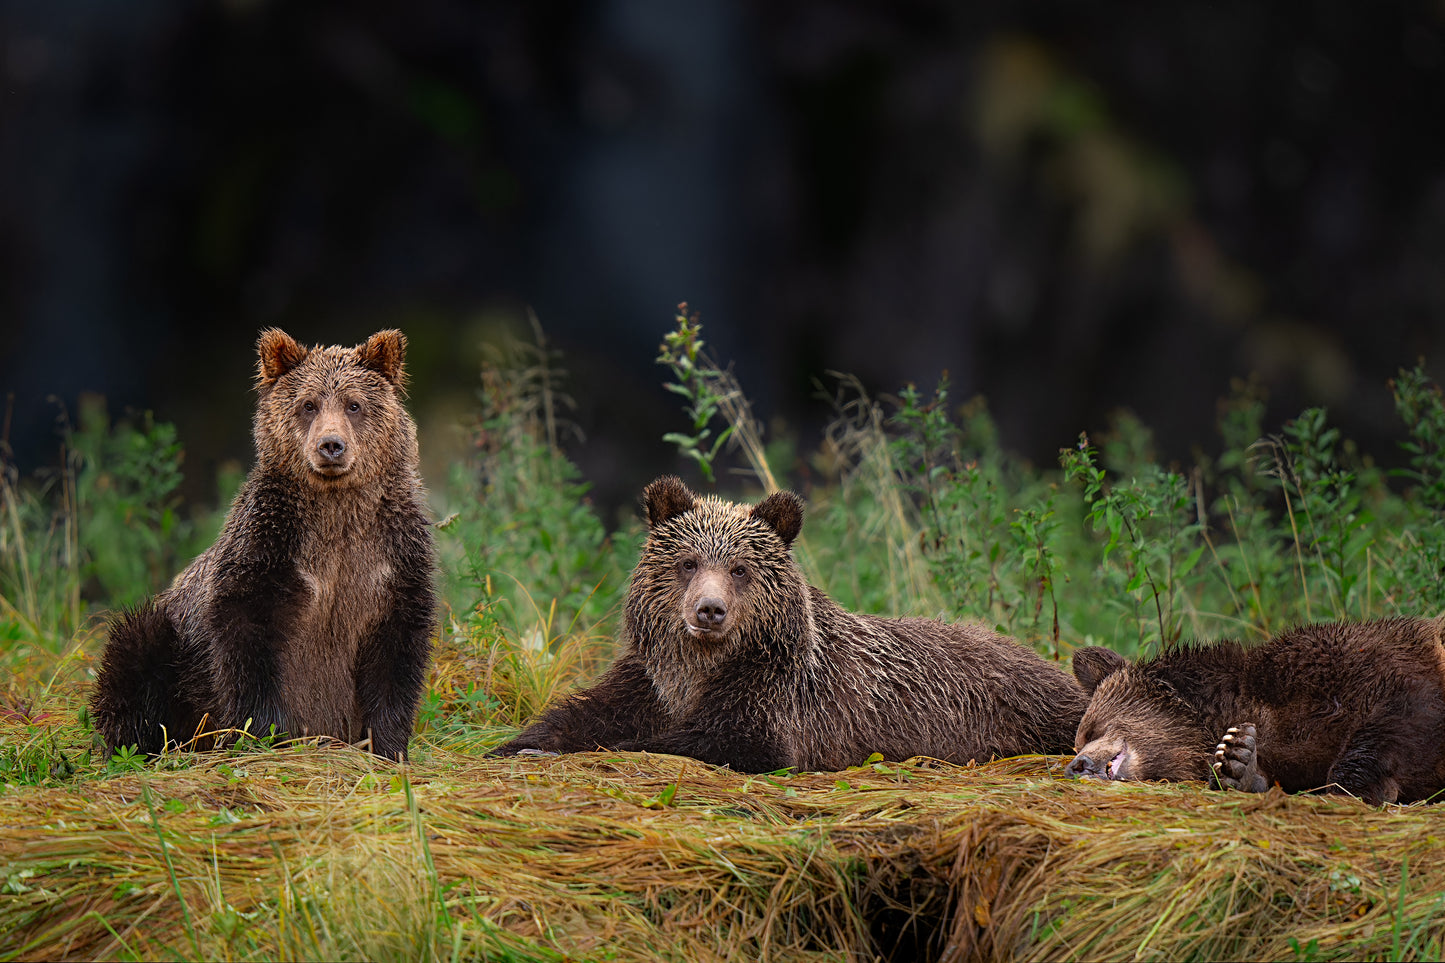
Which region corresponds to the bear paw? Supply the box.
[1211,723,1269,793]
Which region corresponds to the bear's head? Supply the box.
[626,475,809,666]
[1065,646,1213,783]
[253,328,418,489]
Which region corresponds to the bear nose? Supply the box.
[317,435,347,461]
[1065,754,1100,778]
[694,597,727,627]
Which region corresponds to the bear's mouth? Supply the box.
[309,461,353,478]
[1106,743,1129,780]
[683,620,728,641]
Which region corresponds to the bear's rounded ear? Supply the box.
[1072,646,1128,696]
[642,475,696,529]
[751,490,804,548]
[357,329,408,390]
[257,328,308,386]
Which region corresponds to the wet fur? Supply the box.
[495,476,1087,772]
[1068,618,1445,804]
[89,329,437,760]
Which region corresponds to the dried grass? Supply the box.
[5,686,1445,963]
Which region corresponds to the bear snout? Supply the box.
[683,569,734,638]
[1068,739,1131,780]
[306,416,356,476]
[317,435,348,462]
[694,596,728,627]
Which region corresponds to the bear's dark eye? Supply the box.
[679,559,696,574]
[730,565,746,579]
[302,400,316,414]
[347,401,361,414]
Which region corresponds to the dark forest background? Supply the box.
[3,0,1444,520]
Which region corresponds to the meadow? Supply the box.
[2,310,1445,961]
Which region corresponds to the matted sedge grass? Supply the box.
[3,663,1445,962]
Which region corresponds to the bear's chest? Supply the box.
[279,525,395,740]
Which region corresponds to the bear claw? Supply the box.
[1211,723,1268,792]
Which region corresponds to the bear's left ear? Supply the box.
[751,490,804,548]
[1072,646,1128,696]
[357,329,408,390]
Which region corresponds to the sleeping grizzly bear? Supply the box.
[1065,618,1445,805]
[89,329,437,761]
[493,475,1087,772]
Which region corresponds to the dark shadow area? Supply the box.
[3,1,1444,518]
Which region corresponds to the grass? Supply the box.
[4,313,1445,959]
[5,685,1445,961]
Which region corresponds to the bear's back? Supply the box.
[792,590,1085,768]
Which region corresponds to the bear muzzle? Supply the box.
[307,423,356,476]
[312,434,352,474]
[682,571,735,640]
[1066,740,1132,781]
[684,599,736,641]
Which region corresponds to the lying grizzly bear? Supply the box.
[1065,618,1445,804]
[493,475,1087,773]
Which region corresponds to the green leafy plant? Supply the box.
[657,303,777,491]
[1061,431,1202,652]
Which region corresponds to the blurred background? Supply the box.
[3,0,1444,522]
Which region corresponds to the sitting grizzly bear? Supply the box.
[493,476,1086,772]
[1065,618,1445,805]
[89,329,437,760]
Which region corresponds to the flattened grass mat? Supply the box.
[4,739,1444,962]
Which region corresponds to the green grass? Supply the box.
[3,314,1445,960]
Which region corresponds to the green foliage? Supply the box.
[69,395,221,608]
[438,320,637,643]
[657,303,736,483]
[656,303,779,495]
[1381,364,1445,613]
[0,395,226,651]
[1061,429,1202,652]
[882,378,1072,644]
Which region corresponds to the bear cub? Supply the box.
[1066,618,1445,805]
[494,475,1087,772]
[90,329,437,760]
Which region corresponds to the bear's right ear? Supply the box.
[642,475,696,529]
[1072,646,1128,696]
[257,328,309,386]
[751,490,804,548]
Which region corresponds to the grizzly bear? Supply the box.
[89,329,437,761]
[1065,618,1445,805]
[492,475,1087,772]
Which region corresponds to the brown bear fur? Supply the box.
[493,475,1087,772]
[1066,618,1445,805]
[89,329,437,760]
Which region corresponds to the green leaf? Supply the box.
[1176,545,1206,578]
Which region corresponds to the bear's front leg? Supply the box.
[614,667,796,773]
[492,655,662,756]
[205,480,306,742]
[1211,723,1269,792]
[207,575,303,743]
[620,725,794,774]
[355,544,436,761]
